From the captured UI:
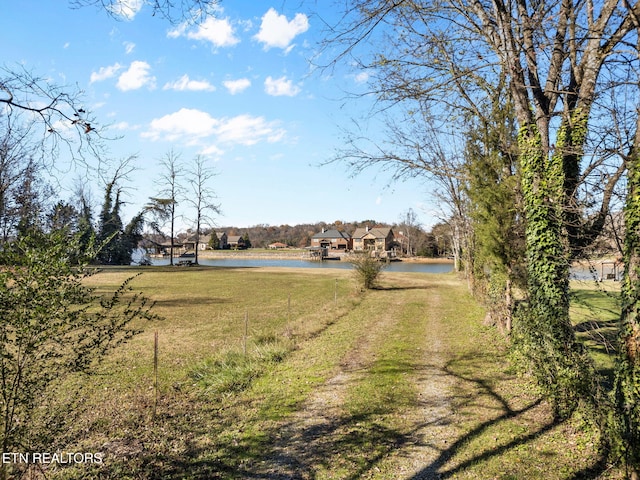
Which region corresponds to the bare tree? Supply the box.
[147,150,184,266]
[0,115,36,241]
[185,155,220,265]
[322,0,635,256]
[397,208,420,256]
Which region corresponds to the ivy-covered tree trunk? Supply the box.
[517,122,594,419]
[613,133,640,475]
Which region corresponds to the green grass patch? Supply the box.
[570,280,620,384]
[190,339,293,396]
[343,300,425,417]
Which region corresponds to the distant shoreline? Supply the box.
[156,248,454,264]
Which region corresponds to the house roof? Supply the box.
[311,229,351,240]
[139,238,162,248]
[227,235,244,243]
[352,227,393,239]
[186,234,212,243]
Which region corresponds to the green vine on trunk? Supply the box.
[515,122,595,420]
[611,147,640,473]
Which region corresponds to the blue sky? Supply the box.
[2,1,439,231]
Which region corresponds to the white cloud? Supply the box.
[264,76,300,97]
[167,24,185,39]
[169,16,239,48]
[163,74,216,92]
[254,8,309,51]
[123,41,136,54]
[108,0,143,20]
[200,144,225,157]
[142,108,219,143]
[223,78,251,95]
[116,61,156,91]
[238,19,254,32]
[110,121,135,131]
[215,114,283,145]
[90,63,122,84]
[354,71,370,84]
[141,108,286,147]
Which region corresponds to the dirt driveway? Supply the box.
[254,273,466,479]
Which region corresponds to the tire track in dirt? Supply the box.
[255,275,460,479]
[375,289,458,479]
[256,290,397,479]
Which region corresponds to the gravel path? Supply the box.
[377,291,458,479]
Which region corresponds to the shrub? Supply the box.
[0,231,156,478]
[349,251,387,289]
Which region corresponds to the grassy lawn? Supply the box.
[570,279,621,387]
[25,266,624,479]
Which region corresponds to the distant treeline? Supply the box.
[176,219,453,257]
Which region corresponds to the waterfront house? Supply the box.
[227,235,246,250]
[352,226,395,253]
[215,232,228,250]
[310,229,352,250]
[183,234,212,251]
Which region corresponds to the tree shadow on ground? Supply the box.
[77,355,426,479]
[372,285,433,291]
[150,295,233,307]
[407,354,610,480]
[55,356,611,479]
[70,390,413,479]
[253,412,412,480]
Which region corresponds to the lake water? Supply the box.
[148,257,454,274]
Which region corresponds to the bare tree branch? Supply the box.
[69,0,220,24]
[0,65,108,172]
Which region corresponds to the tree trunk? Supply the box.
[613,117,640,474]
[505,272,513,333]
[517,122,591,419]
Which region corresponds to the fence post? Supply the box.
[153,331,158,419]
[244,309,249,356]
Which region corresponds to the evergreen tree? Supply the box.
[97,181,123,264]
[242,233,251,249]
[209,231,220,250]
[120,212,145,264]
[76,193,95,259]
[46,201,79,234]
[464,85,524,331]
[96,180,143,265]
[13,160,51,239]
